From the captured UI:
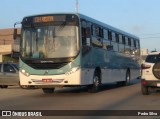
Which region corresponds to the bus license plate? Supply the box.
[42,79,53,83]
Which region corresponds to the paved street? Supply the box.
[0,79,160,119]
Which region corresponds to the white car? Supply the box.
[141,52,160,95]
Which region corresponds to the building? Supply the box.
[0,28,20,62]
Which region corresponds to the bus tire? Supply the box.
[141,85,149,95]
[42,88,55,94]
[19,82,29,89]
[88,71,101,93]
[125,70,130,86]
[117,70,130,86]
[20,85,29,89]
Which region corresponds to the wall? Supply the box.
[0,55,2,62]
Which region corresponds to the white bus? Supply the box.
[14,13,140,93]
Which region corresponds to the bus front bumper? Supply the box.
[19,69,82,88]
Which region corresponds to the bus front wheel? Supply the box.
[42,88,55,94]
[88,71,101,93]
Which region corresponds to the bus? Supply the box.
[14,13,140,93]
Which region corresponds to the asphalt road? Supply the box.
[0,79,160,119]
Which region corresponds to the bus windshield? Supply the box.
[21,25,79,59]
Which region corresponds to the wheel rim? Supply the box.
[126,71,130,84]
[94,76,100,87]
[127,73,130,81]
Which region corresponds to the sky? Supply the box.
[1,0,160,52]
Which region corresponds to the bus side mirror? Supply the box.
[13,28,17,40]
[13,21,22,40]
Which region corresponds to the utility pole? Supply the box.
[76,0,78,13]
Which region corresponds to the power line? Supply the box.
[140,36,160,39]
[137,33,160,36]
[137,32,160,39]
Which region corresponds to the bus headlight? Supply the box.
[20,69,30,77]
[65,67,80,75]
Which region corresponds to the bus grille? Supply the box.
[26,62,68,69]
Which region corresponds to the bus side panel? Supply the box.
[130,69,140,80]
[81,46,140,85]
[81,46,95,85]
[102,69,126,83]
[81,68,95,85]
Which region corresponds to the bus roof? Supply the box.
[77,13,139,40]
[23,12,139,40]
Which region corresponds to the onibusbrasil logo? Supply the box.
[1,111,42,117]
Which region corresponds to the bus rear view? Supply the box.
[19,14,81,93]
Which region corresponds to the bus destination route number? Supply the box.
[34,16,54,23]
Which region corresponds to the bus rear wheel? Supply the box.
[42,88,55,94]
[88,71,101,93]
[125,70,130,85]
[122,70,130,86]
[117,70,130,86]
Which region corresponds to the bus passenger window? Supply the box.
[81,20,91,46]
[128,38,131,46]
[111,42,118,52]
[124,37,131,55]
[92,37,103,48]
[118,35,124,53]
[116,33,119,43]
[119,44,125,53]
[134,40,136,48]
[99,28,103,38]
[125,37,128,45]
[92,25,96,36]
[135,40,140,56]
[103,39,110,49]
[92,25,102,37]
[136,40,140,48]
[108,31,112,40]
[119,35,123,44]
[86,27,91,37]
[103,29,108,40]
[112,32,116,42]
[131,39,134,47]
[122,36,125,44]
[82,28,86,45]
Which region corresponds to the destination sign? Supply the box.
[33,15,66,23]
[23,15,78,27]
[34,16,54,23]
